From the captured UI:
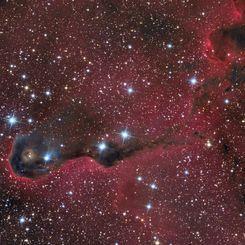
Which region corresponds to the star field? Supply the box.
[0,0,244,244]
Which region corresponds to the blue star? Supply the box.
[43,152,52,162]
[127,87,134,95]
[19,216,26,224]
[189,77,198,85]
[7,115,17,126]
[120,129,130,141]
[98,142,107,151]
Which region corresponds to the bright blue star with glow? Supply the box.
[19,216,26,224]
[7,115,17,126]
[98,142,107,151]
[127,87,134,95]
[120,129,131,142]
[43,153,52,162]
[189,77,198,85]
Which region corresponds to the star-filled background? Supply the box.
[0,0,244,244]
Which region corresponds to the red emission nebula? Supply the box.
[0,0,245,244]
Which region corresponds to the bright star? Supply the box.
[68,191,73,196]
[150,183,157,189]
[189,77,198,85]
[137,176,143,181]
[43,153,52,162]
[127,87,134,95]
[184,170,189,175]
[21,74,27,79]
[167,43,173,48]
[45,90,51,96]
[7,115,17,126]
[205,139,212,148]
[224,99,230,104]
[19,216,26,224]
[146,203,152,210]
[27,118,33,124]
[98,142,107,151]
[120,129,131,142]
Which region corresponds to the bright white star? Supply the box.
[45,90,51,96]
[150,183,157,189]
[137,176,143,181]
[205,139,212,148]
[146,203,152,210]
[27,118,33,124]
[224,99,230,104]
[21,74,27,79]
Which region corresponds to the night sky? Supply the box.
[0,0,245,244]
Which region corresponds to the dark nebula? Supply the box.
[9,134,61,178]
[9,130,180,178]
